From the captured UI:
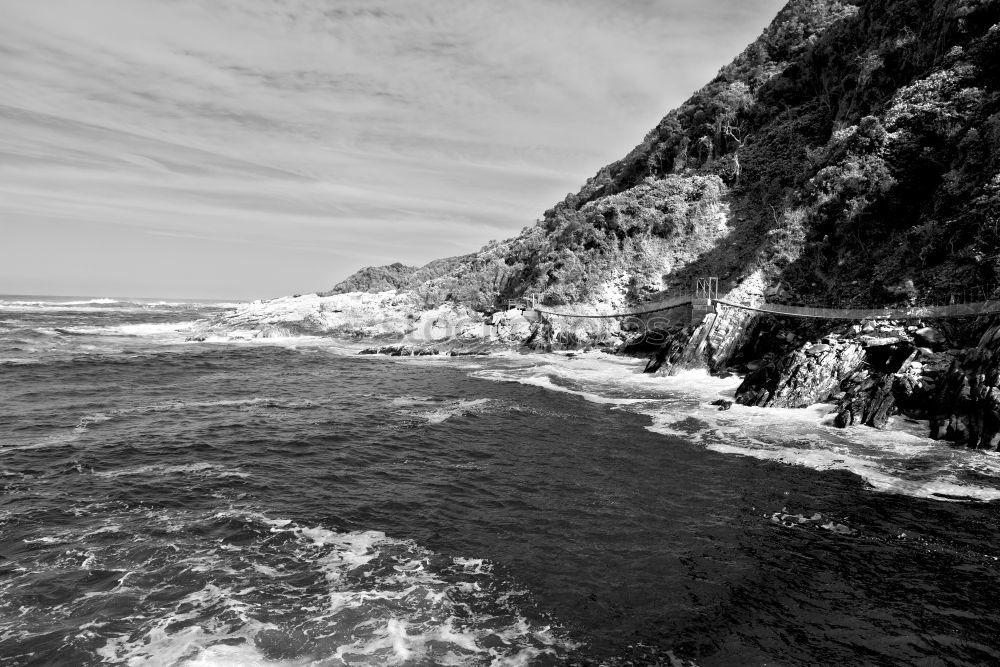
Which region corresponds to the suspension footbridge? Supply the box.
[524,278,1000,323]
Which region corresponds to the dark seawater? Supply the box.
[2,297,1000,666]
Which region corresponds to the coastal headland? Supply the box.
[201,0,1000,450]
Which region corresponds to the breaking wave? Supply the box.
[388,396,499,424]
[472,352,1000,503]
[1,508,573,665]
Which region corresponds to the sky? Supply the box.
[0,0,786,300]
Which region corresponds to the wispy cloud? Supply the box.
[0,0,785,299]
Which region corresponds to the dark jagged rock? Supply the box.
[358,345,440,356]
[834,370,897,428]
[858,335,901,347]
[734,362,782,406]
[522,318,554,352]
[621,325,685,356]
[928,326,1000,450]
[736,340,865,408]
[711,399,733,411]
[638,326,693,373]
[914,327,947,351]
[728,318,1000,447]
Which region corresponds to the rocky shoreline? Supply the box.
[196,290,1000,452]
[655,311,1000,452]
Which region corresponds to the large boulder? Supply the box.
[914,327,947,350]
[641,326,695,374]
[522,318,554,352]
[928,346,1000,450]
[834,370,898,428]
[736,340,865,408]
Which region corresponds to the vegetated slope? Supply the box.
[323,262,419,295]
[322,255,473,296]
[331,0,1000,311]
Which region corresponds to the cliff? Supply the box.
[220,0,1000,449]
[334,0,1000,310]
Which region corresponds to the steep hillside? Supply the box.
[220,0,1000,447]
[323,262,419,295]
[332,0,1000,311]
[322,255,474,296]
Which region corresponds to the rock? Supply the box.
[806,343,831,356]
[835,371,897,428]
[859,335,901,347]
[643,327,694,374]
[736,341,865,408]
[357,345,439,356]
[928,345,1000,450]
[665,417,711,434]
[914,327,946,350]
[734,363,781,406]
[710,399,733,411]
[979,325,1000,348]
[522,318,553,352]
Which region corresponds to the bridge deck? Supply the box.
[533,295,692,319]
[530,296,1000,321]
[715,299,1000,321]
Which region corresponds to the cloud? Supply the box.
[0,0,786,298]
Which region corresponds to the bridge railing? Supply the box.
[533,294,692,319]
[522,276,1000,323]
[714,298,1000,321]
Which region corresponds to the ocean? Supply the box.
[2,296,999,666]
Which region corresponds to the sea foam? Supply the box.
[88,511,574,666]
[470,351,1000,502]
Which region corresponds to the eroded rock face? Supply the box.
[637,326,694,374]
[359,345,440,356]
[834,369,898,428]
[736,340,865,408]
[927,326,1000,450]
[914,327,947,350]
[522,318,554,352]
[727,316,1000,448]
